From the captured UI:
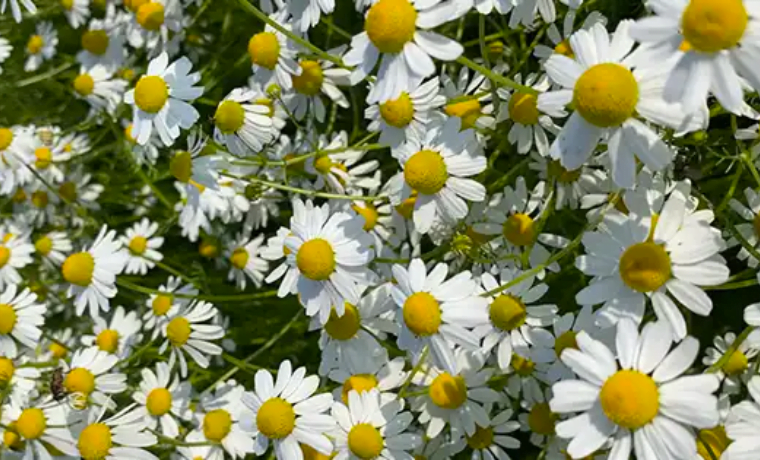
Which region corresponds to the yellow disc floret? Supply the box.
[348,423,384,459]
[31,191,48,208]
[0,304,15,335]
[74,74,95,96]
[511,354,535,376]
[136,2,165,31]
[292,61,324,96]
[681,0,747,53]
[697,426,730,460]
[95,330,119,354]
[16,408,46,440]
[152,294,173,316]
[301,443,333,460]
[147,387,173,416]
[379,92,415,128]
[134,76,169,114]
[600,370,659,430]
[404,150,447,195]
[429,372,467,409]
[82,30,109,56]
[35,236,53,255]
[554,39,574,58]
[403,292,441,337]
[548,160,582,184]
[0,128,13,151]
[352,205,379,231]
[554,330,578,358]
[78,423,112,460]
[502,213,535,246]
[466,425,494,450]
[528,403,557,436]
[64,367,96,395]
[296,238,336,281]
[508,92,540,125]
[230,247,249,270]
[62,252,95,286]
[214,100,246,134]
[170,151,192,183]
[34,147,53,169]
[248,32,281,70]
[0,357,14,385]
[0,246,8,268]
[203,409,232,441]
[166,317,191,346]
[572,63,639,128]
[341,374,378,403]
[324,303,361,341]
[365,0,417,54]
[618,242,672,293]
[489,294,527,331]
[129,236,148,255]
[722,349,748,375]
[27,35,44,54]
[257,398,296,439]
[444,99,482,130]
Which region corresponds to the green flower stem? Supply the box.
[116,278,279,302]
[219,171,389,202]
[456,55,538,95]
[16,61,75,88]
[703,278,758,291]
[398,346,429,398]
[707,326,754,373]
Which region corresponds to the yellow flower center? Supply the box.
[365,0,417,54]
[325,303,361,341]
[61,183,77,203]
[136,2,165,31]
[129,236,148,255]
[62,252,95,286]
[248,32,281,70]
[74,74,95,97]
[0,304,16,335]
[95,329,119,354]
[35,236,53,255]
[134,76,169,114]
[352,205,379,231]
[78,423,112,460]
[404,150,447,195]
[548,160,582,184]
[403,292,441,336]
[395,193,417,219]
[554,330,578,357]
[257,398,296,439]
[215,100,246,134]
[681,0,747,53]
[444,99,482,130]
[489,294,527,331]
[511,354,535,376]
[697,426,730,460]
[379,92,414,128]
[292,60,324,96]
[0,128,13,151]
[341,374,378,404]
[0,246,8,268]
[124,0,148,12]
[124,124,137,144]
[16,409,46,440]
[199,239,219,258]
[313,154,334,175]
[619,242,672,293]
[152,294,173,316]
[301,443,333,460]
[230,247,249,270]
[166,317,191,346]
[600,370,659,430]
[573,63,639,128]
[61,0,73,9]
[296,238,336,281]
[466,425,494,450]
[147,387,173,416]
[528,403,557,436]
[64,367,96,395]
[554,39,574,58]
[429,372,467,409]
[34,147,52,169]
[0,357,14,385]
[27,35,44,54]
[348,423,384,459]
[502,213,535,246]
[82,30,109,56]
[722,349,748,375]
[31,191,48,208]
[203,409,232,442]
[3,423,22,450]
[50,342,67,358]
[170,151,192,183]
[508,92,540,125]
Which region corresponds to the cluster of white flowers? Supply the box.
[1,0,760,459]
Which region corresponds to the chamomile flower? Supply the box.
[169,130,224,206]
[448,408,521,460]
[0,355,40,405]
[225,233,268,290]
[125,0,184,52]
[193,381,255,458]
[533,10,607,62]
[24,22,58,73]
[61,225,127,319]
[120,218,164,275]
[0,284,44,357]
[75,404,158,460]
[242,360,335,459]
[333,389,422,460]
[248,15,301,91]
[703,332,759,395]
[575,189,729,340]
[387,117,486,234]
[728,187,760,267]
[61,0,89,28]
[724,376,760,459]
[441,67,496,131]
[143,277,196,339]
[391,258,488,374]
[0,231,34,289]
[365,77,445,147]
[328,356,408,404]
[411,350,500,438]
[81,305,142,359]
[517,388,559,447]
[539,21,704,188]
[77,16,126,71]
[497,74,559,157]
[304,132,380,194]
[344,0,464,103]
[550,319,720,460]
[133,362,192,438]
[213,87,276,155]
[71,65,128,117]
[0,37,12,73]
[1,0,36,22]
[159,300,223,377]
[286,51,351,122]
[124,52,203,147]
[277,199,376,323]
[63,346,127,408]
[122,120,161,165]
[1,398,79,458]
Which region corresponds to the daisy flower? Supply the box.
[448,408,521,460]
[124,52,203,147]
[0,284,44,357]
[343,178,396,250]
[24,22,58,73]
[276,199,376,324]
[1,0,36,22]
[410,350,500,438]
[333,389,422,460]
[365,77,445,147]
[344,0,464,103]
[724,376,760,459]
[159,300,223,377]
[533,10,607,62]
[213,86,276,155]
[81,305,142,359]
[63,346,127,408]
[286,50,351,122]
[242,360,335,460]
[476,268,558,371]
[0,355,40,404]
[703,331,759,395]
[304,132,380,194]
[225,233,269,290]
[0,231,34,289]
[132,362,192,438]
[75,405,158,460]
[193,381,255,458]
[61,225,127,319]
[1,398,79,458]
[0,36,12,74]
[76,15,126,71]
[539,21,704,188]
[509,0,555,27]
[120,218,164,275]
[574,188,729,340]
[728,186,760,267]
[497,74,560,157]
[517,388,560,448]
[123,120,161,165]
[629,0,760,116]
[328,355,408,405]
[169,130,225,206]
[71,65,128,117]
[391,258,488,373]
[387,117,486,234]
[550,319,720,460]
[248,15,301,91]
[125,0,183,52]
[61,0,89,28]
[441,67,496,131]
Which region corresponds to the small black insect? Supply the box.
[50,367,65,401]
